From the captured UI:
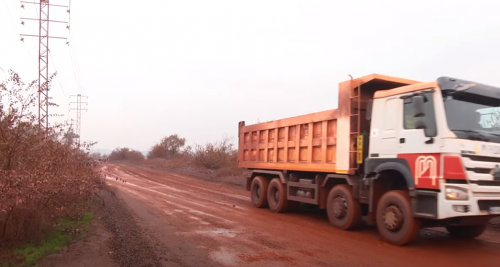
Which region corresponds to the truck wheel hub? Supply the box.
[383,205,403,231]
[254,185,260,198]
[332,196,347,218]
[274,189,280,202]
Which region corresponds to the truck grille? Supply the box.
[462,154,500,163]
[470,180,500,186]
[461,154,500,182]
[477,200,500,211]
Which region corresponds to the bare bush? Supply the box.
[0,70,102,248]
[192,136,238,170]
[144,135,241,173]
[147,134,187,160]
[108,147,145,162]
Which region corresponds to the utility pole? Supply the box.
[69,94,88,147]
[19,0,69,130]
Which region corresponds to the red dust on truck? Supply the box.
[238,73,500,245]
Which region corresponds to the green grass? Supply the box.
[13,212,93,267]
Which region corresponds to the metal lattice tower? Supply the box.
[20,0,70,130]
[38,0,50,130]
[70,94,88,146]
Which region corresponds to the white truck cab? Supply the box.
[367,77,500,243]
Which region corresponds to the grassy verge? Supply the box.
[10,212,93,267]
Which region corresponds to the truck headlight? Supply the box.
[445,186,468,200]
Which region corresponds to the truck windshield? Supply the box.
[443,91,500,143]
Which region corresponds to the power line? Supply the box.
[67,0,80,94]
[66,0,85,94]
[70,34,85,93]
[48,50,69,104]
[68,38,82,93]
[68,0,72,26]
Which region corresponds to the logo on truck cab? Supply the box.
[397,153,441,190]
[415,156,438,186]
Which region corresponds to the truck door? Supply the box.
[397,90,442,190]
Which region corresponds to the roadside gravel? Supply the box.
[98,188,162,267]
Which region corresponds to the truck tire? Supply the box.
[376,190,421,246]
[326,184,362,230]
[267,178,289,213]
[250,176,269,208]
[445,224,487,239]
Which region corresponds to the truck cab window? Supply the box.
[477,107,500,130]
[443,92,500,142]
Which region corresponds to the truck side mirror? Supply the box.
[412,95,425,118]
[412,95,430,135]
[366,99,373,120]
[415,117,427,130]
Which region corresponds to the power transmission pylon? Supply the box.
[19,0,69,130]
[69,94,88,147]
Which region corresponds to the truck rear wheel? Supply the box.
[376,190,421,246]
[250,176,269,208]
[445,224,487,239]
[267,178,289,213]
[326,184,362,230]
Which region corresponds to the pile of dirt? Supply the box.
[98,188,162,267]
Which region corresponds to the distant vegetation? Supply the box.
[107,147,145,162]
[147,134,238,170]
[147,134,189,159]
[191,137,238,170]
[0,70,102,264]
[107,133,241,175]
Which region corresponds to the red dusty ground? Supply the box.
[102,164,500,267]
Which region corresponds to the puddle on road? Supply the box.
[196,228,237,238]
[188,215,211,225]
[164,210,211,225]
[210,247,242,266]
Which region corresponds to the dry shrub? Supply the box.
[0,70,102,248]
[143,135,243,176]
[192,136,238,170]
[147,134,188,160]
[108,147,145,162]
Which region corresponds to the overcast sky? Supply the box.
[1,0,500,152]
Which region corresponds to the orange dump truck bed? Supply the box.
[237,74,420,175]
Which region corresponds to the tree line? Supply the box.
[104,134,238,170]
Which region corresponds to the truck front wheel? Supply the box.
[376,190,421,246]
[445,224,487,239]
[250,176,269,208]
[326,184,362,230]
[267,178,289,213]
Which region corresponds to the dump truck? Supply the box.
[237,74,500,245]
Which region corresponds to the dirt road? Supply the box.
[101,163,500,267]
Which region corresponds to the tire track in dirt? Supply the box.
[112,165,248,201]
